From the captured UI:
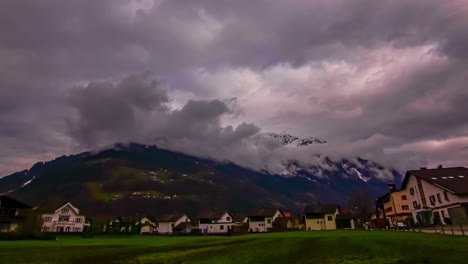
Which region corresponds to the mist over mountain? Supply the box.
[0,137,400,216]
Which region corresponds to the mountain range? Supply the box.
[0,134,401,217]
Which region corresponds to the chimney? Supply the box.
[387,183,397,193]
[437,165,443,169]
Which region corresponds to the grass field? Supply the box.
[1,231,467,264]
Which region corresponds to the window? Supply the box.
[43,227,49,231]
[220,225,224,230]
[267,218,272,224]
[43,217,52,223]
[226,217,231,221]
[402,205,409,211]
[61,208,69,214]
[410,188,415,195]
[75,218,82,223]
[401,195,407,200]
[73,227,81,232]
[429,195,436,205]
[383,197,391,203]
[413,201,418,209]
[327,216,333,221]
[385,207,393,212]
[317,221,320,224]
[58,216,69,222]
[171,223,174,228]
[437,193,442,204]
[444,191,450,201]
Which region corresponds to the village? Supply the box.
[1,166,467,236]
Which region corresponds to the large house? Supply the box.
[0,196,32,233]
[303,204,356,230]
[139,216,157,234]
[246,208,283,232]
[304,204,340,230]
[401,166,468,225]
[376,184,412,227]
[197,210,235,234]
[156,213,191,234]
[41,202,88,232]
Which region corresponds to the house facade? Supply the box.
[139,217,156,234]
[198,211,234,234]
[157,213,191,234]
[41,202,87,232]
[401,167,468,225]
[304,205,340,231]
[377,184,412,227]
[0,196,31,233]
[247,208,283,232]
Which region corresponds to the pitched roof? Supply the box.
[304,204,339,214]
[401,167,468,194]
[54,202,80,215]
[197,210,232,220]
[0,196,31,209]
[157,213,186,222]
[247,208,281,217]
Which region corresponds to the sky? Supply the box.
[1,0,468,177]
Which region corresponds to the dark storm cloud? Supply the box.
[0,0,467,176]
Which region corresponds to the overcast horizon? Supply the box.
[1,0,468,177]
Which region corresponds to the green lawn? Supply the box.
[1,231,467,264]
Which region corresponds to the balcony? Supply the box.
[0,208,18,217]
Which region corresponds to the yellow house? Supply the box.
[304,204,340,230]
[377,184,412,227]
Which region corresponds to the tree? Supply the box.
[347,188,374,225]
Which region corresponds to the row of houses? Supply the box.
[372,166,468,228]
[1,196,356,235]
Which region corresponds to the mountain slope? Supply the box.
[0,143,399,217]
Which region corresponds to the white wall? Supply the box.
[42,204,85,232]
[249,221,267,232]
[406,175,468,225]
[157,222,173,234]
[157,215,191,234]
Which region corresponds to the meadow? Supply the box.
[1,231,467,264]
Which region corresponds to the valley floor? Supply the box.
[1,231,467,264]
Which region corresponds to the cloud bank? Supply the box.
[1,0,468,176]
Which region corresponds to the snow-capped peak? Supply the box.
[266,133,326,146]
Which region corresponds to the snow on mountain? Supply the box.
[21,176,35,187]
[266,133,326,146]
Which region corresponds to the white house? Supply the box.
[246,208,283,232]
[198,211,234,234]
[41,202,87,232]
[401,166,468,225]
[139,216,156,234]
[156,213,191,234]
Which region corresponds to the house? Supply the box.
[197,210,235,234]
[246,208,283,232]
[401,166,468,225]
[0,196,32,233]
[139,216,157,234]
[173,221,196,234]
[304,204,340,230]
[230,214,249,234]
[376,183,412,227]
[272,217,293,232]
[156,213,191,234]
[41,202,88,232]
